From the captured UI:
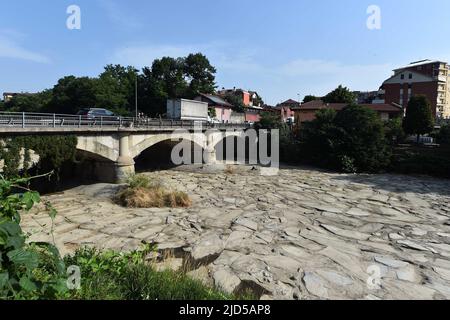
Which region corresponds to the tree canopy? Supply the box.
[403,95,435,142]
[303,95,319,103]
[301,105,391,173]
[3,53,217,117]
[322,85,356,104]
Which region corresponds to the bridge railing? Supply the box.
[0,111,251,130]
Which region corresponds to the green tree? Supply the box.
[303,95,318,103]
[403,95,435,143]
[139,57,187,117]
[95,64,139,116]
[223,94,246,113]
[255,112,281,130]
[333,105,391,172]
[183,53,216,99]
[322,85,356,104]
[384,117,406,145]
[301,105,390,173]
[47,76,97,114]
[4,91,52,113]
[301,108,338,166]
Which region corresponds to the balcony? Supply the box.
[436,75,447,82]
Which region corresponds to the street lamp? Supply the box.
[135,75,138,119]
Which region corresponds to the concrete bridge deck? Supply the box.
[0,112,256,182]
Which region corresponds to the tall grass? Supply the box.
[114,174,191,208]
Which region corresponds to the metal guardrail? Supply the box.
[0,112,251,130]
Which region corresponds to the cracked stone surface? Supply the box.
[22,166,450,300]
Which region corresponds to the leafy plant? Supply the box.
[0,173,67,300]
[64,245,246,300]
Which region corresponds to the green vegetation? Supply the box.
[390,145,450,179]
[322,85,356,104]
[0,174,67,300]
[384,117,406,145]
[300,105,390,173]
[403,95,435,143]
[223,94,246,113]
[0,174,246,300]
[303,95,319,103]
[252,87,449,179]
[0,135,77,179]
[436,125,450,145]
[4,53,217,117]
[114,174,192,208]
[64,247,236,300]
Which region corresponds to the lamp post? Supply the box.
[135,75,138,119]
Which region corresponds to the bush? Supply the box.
[64,246,235,300]
[301,105,391,173]
[115,174,191,208]
[384,117,406,145]
[437,125,450,145]
[333,105,391,172]
[300,108,337,167]
[390,145,450,179]
[0,174,67,300]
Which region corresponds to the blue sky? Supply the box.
[1,0,450,105]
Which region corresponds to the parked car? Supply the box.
[76,108,118,120]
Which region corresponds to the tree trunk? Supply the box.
[417,134,420,144]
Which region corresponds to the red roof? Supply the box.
[296,100,402,113]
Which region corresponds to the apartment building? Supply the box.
[381,60,450,119]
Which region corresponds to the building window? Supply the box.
[409,73,413,79]
[401,74,405,80]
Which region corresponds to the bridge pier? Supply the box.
[115,134,135,183]
[204,148,217,165]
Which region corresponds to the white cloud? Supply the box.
[0,30,50,64]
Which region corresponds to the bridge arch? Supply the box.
[130,132,207,159]
[76,136,118,162]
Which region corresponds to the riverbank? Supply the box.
[23,166,450,299]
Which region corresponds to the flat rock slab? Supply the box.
[23,167,450,300]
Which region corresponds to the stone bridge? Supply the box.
[76,128,248,182]
[0,112,254,182]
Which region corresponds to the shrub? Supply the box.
[437,125,450,145]
[333,105,391,172]
[301,105,391,173]
[0,174,67,300]
[64,246,236,300]
[300,108,338,167]
[385,117,406,145]
[390,145,450,179]
[115,174,191,208]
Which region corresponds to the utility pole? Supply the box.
[135,75,138,119]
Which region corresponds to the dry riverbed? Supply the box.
[23,166,450,300]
